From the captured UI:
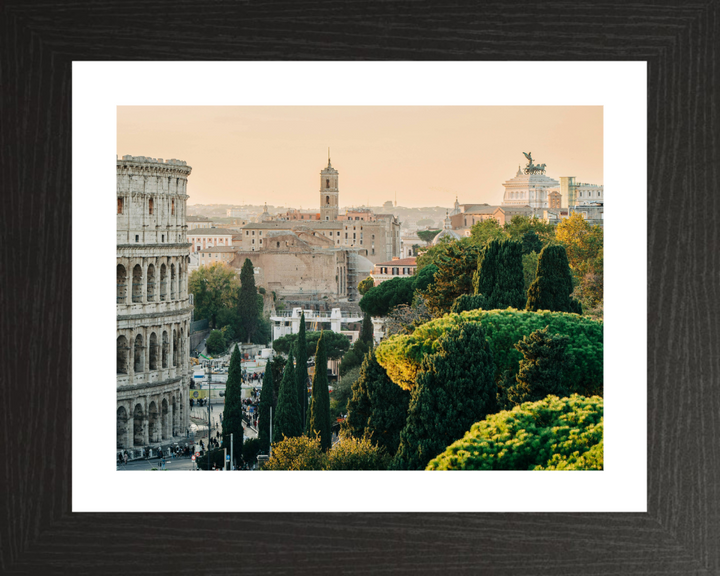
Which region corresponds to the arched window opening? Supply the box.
[149,332,158,370]
[172,329,178,367]
[117,197,124,214]
[160,264,167,301]
[133,334,144,372]
[170,264,176,300]
[117,406,128,449]
[132,404,144,446]
[326,195,330,205]
[117,335,128,374]
[148,402,159,443]
[146,264,155,301]
[171,199,175,215]
[162,331,169,369]
[117,264,127,304]
[326,179,330,188]
[171,396,178,436]
[161,399,170,440]
[132,265,143,303]
[149,198,154,215]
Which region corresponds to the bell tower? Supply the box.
[320,150,339,221]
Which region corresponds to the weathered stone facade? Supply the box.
[116,155,192,450]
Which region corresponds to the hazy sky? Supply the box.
[117,106,602,209]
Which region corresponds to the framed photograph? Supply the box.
[4,3,717,574]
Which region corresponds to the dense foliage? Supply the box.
[242,438,261,467]
[307,332,332,450]
[237,258,261,343]
[325,437,391,470]
[427,395,603,471]
[295,313,309,430]
[330,366,360,420]
[358,276,375,296]
[359,276,415,317]
[359,313,374,346]
[416,229,442,244]
[188,263,239,328]
[263,435,326,470]
[272,330,350,361]
[421,242,483,316]
[257,364,274,454]
[375,308,603,396]
[343,349,410,457]
[222,344,244,465]
[501,327,570,408]
[205,330,226,355]
[472,239,526,309]
[393,321,498,470]
[273,349,302,442]
[339,338,369,377]
[526,244,581,314]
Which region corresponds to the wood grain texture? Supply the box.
[1,1,718,574]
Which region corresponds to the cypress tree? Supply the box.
[359,313,374,347]
[473,239,526,310]
[307,332,332,451]
[222,344,244,466]
[257,364,275,454]
[273,349,302,443]
[526,244,582,313]
[521,230,543,255]
[238,258,260,342]
[393,321,497,470]
[343,349,410,457]
[504,327,571,406]
[295,311,309,430]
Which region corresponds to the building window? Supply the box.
[252,231,255,235]
[171,199,175,215]
[326,179,330,188]
[161,234,164,243]
[149,198,154,215]
[135,235,139,243]
[117,197,124,214]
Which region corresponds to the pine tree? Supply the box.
[526,244,582,313]
[237,258,260,342]
[473,239,526,309]
[222,344,244,465]
[295,311,309,430]
[521,230,543,255]
[307,332,332,450]
[393,321,497,470]
[343,349,410,457]
[359,313,374,347]
[257,363,275,454]
[273,349,302,443]
[504,327,570,406]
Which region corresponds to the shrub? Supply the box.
[427,395,603,471]
[325,437,391,470]
[205,330,226,355]
[375,308,602,396]
[263,435,326,471]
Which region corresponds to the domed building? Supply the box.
[432,211,461,245]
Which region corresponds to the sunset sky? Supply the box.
[117,106,602,209]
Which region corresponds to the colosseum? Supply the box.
[116,155,193,452]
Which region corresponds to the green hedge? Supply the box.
[375,308,602,396]
[427,394,603,471]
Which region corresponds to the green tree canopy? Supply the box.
[264,435,326,470]
[237,258,260,342]
[343,349,410,457]
[450,293,487,314]
[188,263,240,328]
[339,338,369,377]
[393,321,498,470]
[503,215,556,246]
[257,365,275,454]
[222,344,244,465]
[375,308,603,397]
[469,218,505,247]
[359,276,415,317]
[325,437,391,470]
[416,229,442,244]
[427,395,603,471]
[205,330,226,355]
[295,313,309,429]
[502,326,571,408]
[272,330,350,361]
[273,349,302,443]
[358,276,375,296]
[421,241,483,316]
[526,244,582,314]
[307,332,332,450]
[472,239,526,310]
[522,251,539,292]
[359,313,374,346]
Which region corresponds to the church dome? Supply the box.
[432,210,461,245]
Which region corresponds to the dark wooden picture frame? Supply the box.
[2,2,718,574]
